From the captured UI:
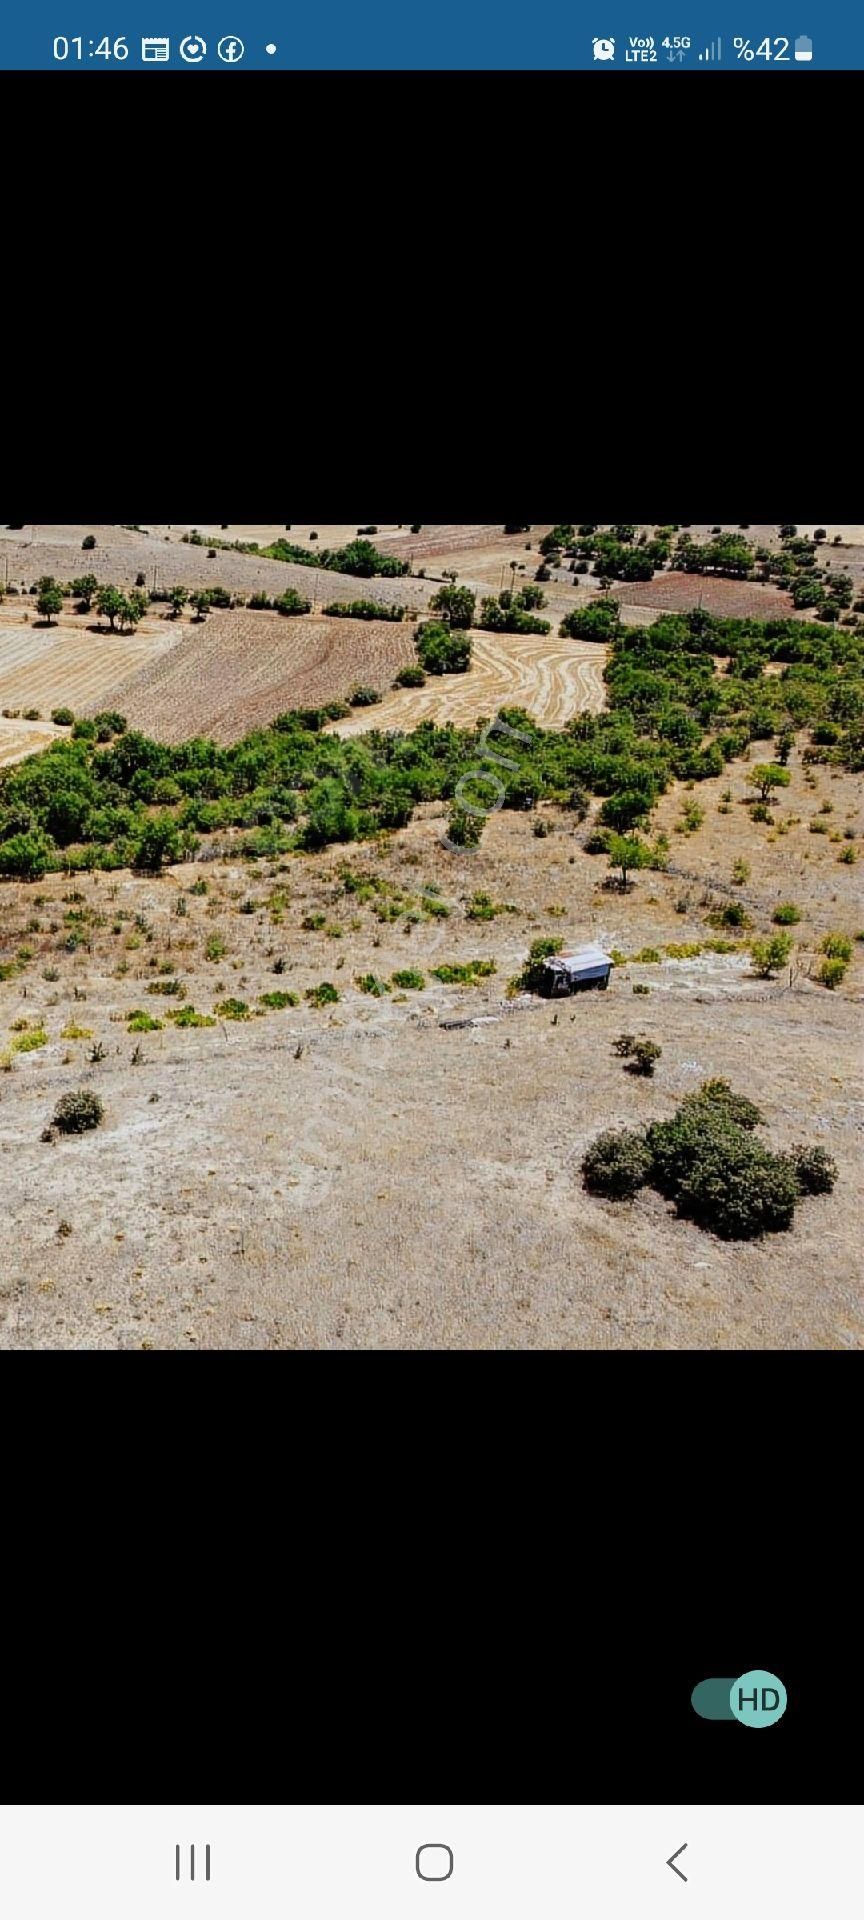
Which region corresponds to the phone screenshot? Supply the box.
[0,517,860,1353]
[0,0,860,63]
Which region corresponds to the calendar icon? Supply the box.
[141,35,170,57]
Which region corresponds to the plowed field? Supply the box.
[108,611,419,744]
[611,571,796,619]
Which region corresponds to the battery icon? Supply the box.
[794,34,812,57]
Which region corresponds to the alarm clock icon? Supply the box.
[593,35,615,56]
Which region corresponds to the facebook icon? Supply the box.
[217,34,244,59]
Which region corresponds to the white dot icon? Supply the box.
[265,41,277,51]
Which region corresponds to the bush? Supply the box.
[821,932,853,961]
[678,1079,765,1131]
[0,830,55,881]
[391,968,426,990]
[51,707,75,726]
[787,1144,838,1195]
[773,903,801,925]
[431,960,496,985]
[259,990,299,1009]
[645,1100,797,1238]
[306,982,340,1007]
[750,933,793,977]
[627,1038,662,1076]
[82,535,96,550]
[819,957,847,989]
[170,1006,217,1027]
[707,901,751,930]
[673,1126,799,1239]
[394,665,426,688]
[274,588,312,616]
[51,1089,104,1133]
[514,938,563,993]
[447,807,485,848]
[356,973,390,996]
[581,1128,652,1200]
[127,1010,163,1032]
[348,685,383,707]
[214,998,251,1020]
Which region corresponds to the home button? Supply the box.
[416,1845,454,1882]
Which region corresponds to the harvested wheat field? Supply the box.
[0,614,186,717]
[332,630,608,737]
[109,611,419,744]
[0,741,861,1351]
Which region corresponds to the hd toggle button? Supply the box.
[692,1669,787,1727]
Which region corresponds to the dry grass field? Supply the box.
[0,743,861,1351]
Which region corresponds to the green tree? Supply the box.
[0,830,55,880]
[96,585,126,631]
[169,586,188,618]
[416,621,472,674]
[191,591,211,622]
[539,524,574,556]
[37,585,63,625]
[429,584,476,629]
[559,602,619,641]
[748,763,791,803]
[750,933,794,977]
[132,816,184,871]
[606,833,651,891]
[70,574,99,610]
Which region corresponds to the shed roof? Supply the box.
[555,945,612,967]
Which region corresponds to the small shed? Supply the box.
[538,944,612,996]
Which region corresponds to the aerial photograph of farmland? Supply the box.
[1,521,861,1349]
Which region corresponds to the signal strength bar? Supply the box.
[697,35,721,57]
